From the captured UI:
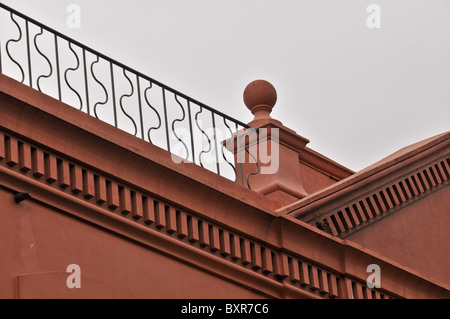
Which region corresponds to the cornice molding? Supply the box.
[1,128,448,298]
[284,133,449,220]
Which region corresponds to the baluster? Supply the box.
[110,62,118,127]
[136,75,145,140]
[235,123,244,186]
[161,88,170,152]
[187,101,195,164]
[54,35,62,101]
[25,19,32,87]
[211,112,220,175]
[82,48,90,115]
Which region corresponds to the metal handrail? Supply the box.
[0,3,259,187]
[0,3,247,126]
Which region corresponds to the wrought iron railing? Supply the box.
[0,3,259,188]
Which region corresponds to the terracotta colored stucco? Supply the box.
[0,75,448,299]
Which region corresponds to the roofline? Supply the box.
[300,146,355,180]
[279,131,450,217]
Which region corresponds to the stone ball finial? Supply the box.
[243,80,277,118]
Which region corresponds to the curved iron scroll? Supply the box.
[143,82,162,144]
[172,94,189,161]
[244,128,260,189]
[90,56,109,119]
[195,106,212,168]
[222,118,237,181]
[64,42,83,110]
[119,69,138,136]
[5,12,25,83]
[33,27,53,92]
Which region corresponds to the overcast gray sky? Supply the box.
[2,0,449,172]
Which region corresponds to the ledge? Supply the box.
[0,74,282,238]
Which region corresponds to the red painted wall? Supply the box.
[0,75,448,299]
[0,187,265,299]
[346,186,450,286]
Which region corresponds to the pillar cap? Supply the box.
[243,80,277,119]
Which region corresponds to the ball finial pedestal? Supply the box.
[238,79,310,206]
[243,80,277,120]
